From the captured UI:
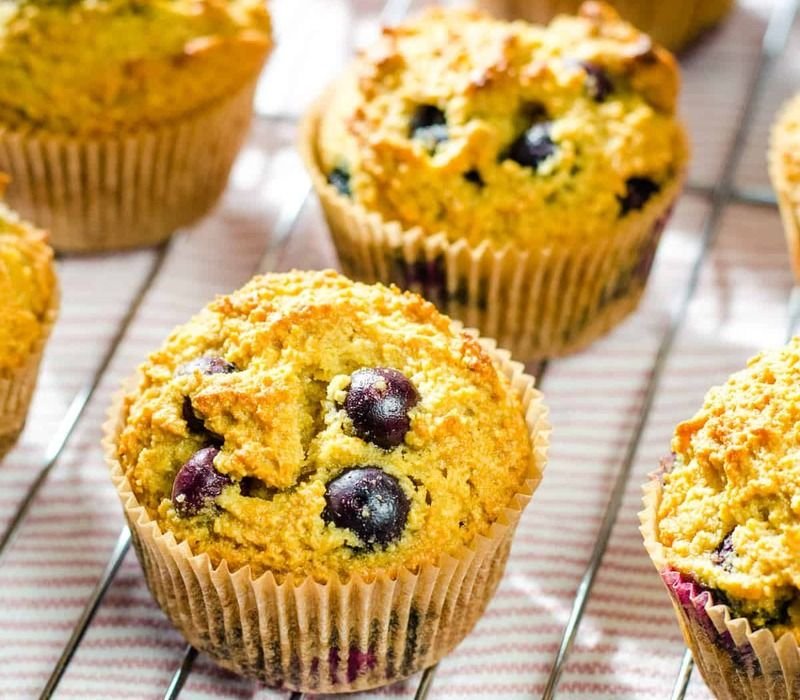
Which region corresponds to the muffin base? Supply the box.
[640,474,800,700]
[0,287,59,460]
[302,99,683,361]
[0,77,260,254]
[105,333,550,693]
[475,0,734,52]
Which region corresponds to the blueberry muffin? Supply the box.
[641,340,800,699]
[106,270,549,692]
[770,94,800,281]
[0,180,58,457]
[303,3,688,360]
[0,0,272,252]
[477,0,733,52]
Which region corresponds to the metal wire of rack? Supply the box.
[0,0,798,698]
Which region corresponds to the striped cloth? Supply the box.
[0,1,795,698]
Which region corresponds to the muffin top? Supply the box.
[0,0,272,136]
[315,2,688,248]
[771,94,800,206]
[116,270,539,581]
[656,339,800,636]
[0,184,57,371]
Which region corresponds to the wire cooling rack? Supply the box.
[0,0,799,698]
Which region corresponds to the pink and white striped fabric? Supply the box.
[0,1,796,698]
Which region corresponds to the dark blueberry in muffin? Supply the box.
[176,356,237,376]
[176,356,235,440]
[711,531,735,571]
[328,167,352,197]
[580,61,614,102]
[463,169,485,188]
[521,101,548,122]
[323,467,410,547]
[182,396,207,435]
[182,397,224,446]
[171,446,231,517]
[409,104,448,150]
[507,123,556,170]
[344,367,419,449]
[619,177,660,215]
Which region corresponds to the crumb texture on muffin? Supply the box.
[316,2,688,247]
[0,187,57,371]
[0,0,272,135]
[117,270,537,581]
[657,338,800,636]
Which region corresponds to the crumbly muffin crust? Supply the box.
[316,2,688,248]
[656,339,800,638]
[117,270,536,581]
[0,181,57,371]
[0,0,271,135]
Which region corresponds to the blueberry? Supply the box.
[507,123,556,170]
[580,61,613,102]
[463,169,485,188]
[328,167,352,197]
[182,397,224,445]
[171,446,231,517]
[711,531,735,571]
[182,396,205,433]
[344,368,419,449]
[176,357,235,439]
[409,104,448,150]
[619,177,660,216]
[521,101,548,122]
[323,467,410,547]
[176,356,237,376]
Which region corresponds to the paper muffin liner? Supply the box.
[301,98,683,361]
[0,286,59,460]
[769,105,800,282]
[640,473,800,700]
[104,333,550,693]
[474,0,733,51]
[0,76,260,254]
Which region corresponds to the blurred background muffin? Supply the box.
[475,0,734,52]
[0,176,58,457]
[0,0,272,252]
[107,269,548,692]
[770,94,800,281]
[641,339,800,699]
[303,3,688,360]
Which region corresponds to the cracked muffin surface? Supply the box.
[0,187,57,371]
[656,338,800,638]
[316,2,688,248]
[117,270,537,581]
[0,0,272,135]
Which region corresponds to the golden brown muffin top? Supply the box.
[657,338,800,637]
[117,270,539,581]
[0,0,271,135]
[315,2,687,247]
[0,179,57,371]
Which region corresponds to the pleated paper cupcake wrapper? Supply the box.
[0,77,259,254]
[0,287,59,459]
[474,0,733,51]
[640,474,800,700]
[104,334,550,693]
[302,102,682,361]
